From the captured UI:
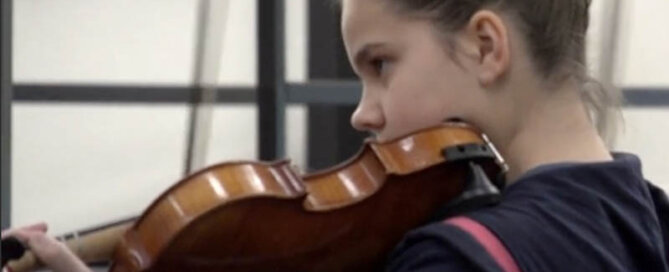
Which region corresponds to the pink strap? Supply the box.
[445,216,521,272]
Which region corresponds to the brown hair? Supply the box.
[389,0,587,77]
[340,0,622,144]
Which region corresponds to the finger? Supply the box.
[3,228,14,239]
[24,234,89,272]
[3,229,37,246]
[22,222,48,233]
[7,230,70,267]
[27,232,67,263]
[1,222,48,239]
[8,228,61,251]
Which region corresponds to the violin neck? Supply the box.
[61,220,134,264]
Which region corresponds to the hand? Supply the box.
[1,223,92,272]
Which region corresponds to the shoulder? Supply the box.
[386,221,505,272]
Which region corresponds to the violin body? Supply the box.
[110,123,503,272]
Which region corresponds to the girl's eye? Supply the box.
[369,58,389,76]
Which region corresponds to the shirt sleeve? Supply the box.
[386,235,483,272]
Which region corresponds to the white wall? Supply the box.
[9,0,669,235]
[616,0,669,86]
[612,0,669,188]
[11,0,308,234]
[13,0,307,85]
[12,103,189,230]
[14,0,198,84]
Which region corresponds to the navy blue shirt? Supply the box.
[387,153,669,271]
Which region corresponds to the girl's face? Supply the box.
[341,0,520,143]
[341,0,612,181]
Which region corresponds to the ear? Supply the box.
[462,10,511,87]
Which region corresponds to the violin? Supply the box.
[6,122,506,272]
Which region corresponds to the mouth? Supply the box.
[444,117,465,123]
[369,132,383,142]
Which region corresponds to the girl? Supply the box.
[4,0,668,271]
[340,0,668,271]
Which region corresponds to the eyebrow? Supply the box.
[353,42,386,69]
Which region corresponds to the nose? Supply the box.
[350,92,385,134]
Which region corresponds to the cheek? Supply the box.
[381,71,460,137]
[377,41,488,139]
[381,59,487,139]
[413,57,486,120]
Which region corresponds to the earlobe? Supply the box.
[467,10,510,87]
[479,70,496,87]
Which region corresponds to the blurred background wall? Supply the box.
[6,0,669,235]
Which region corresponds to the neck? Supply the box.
[499,81,613,184]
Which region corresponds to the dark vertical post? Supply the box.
[1,0,12,229]
[307,0,365,170]
[183,0,210,175]
[183,0,227,175]
[257,0,286,160]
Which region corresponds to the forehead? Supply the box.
[341,0,391,27]
[340,0,403,46]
